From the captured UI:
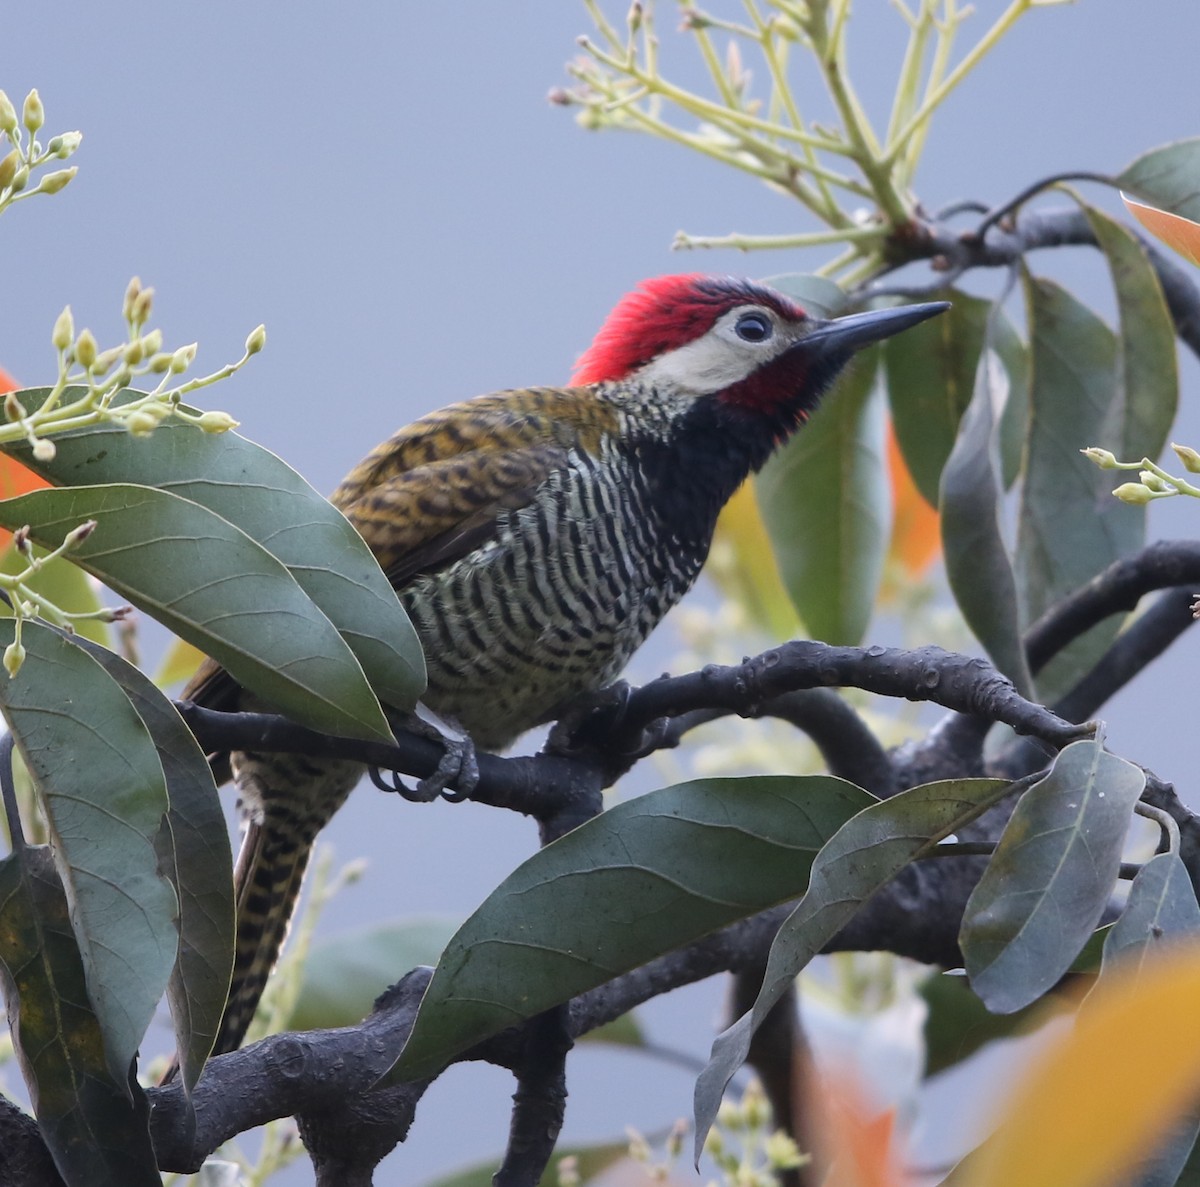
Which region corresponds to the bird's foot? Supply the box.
[370,714,480,803]
[544,681,633,756]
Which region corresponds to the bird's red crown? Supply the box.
[571,274,809,385]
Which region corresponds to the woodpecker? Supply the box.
[186,275,947,1058]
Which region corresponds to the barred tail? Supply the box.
[211,808,318,1057]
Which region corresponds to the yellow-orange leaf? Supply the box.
[710,479,799,639]
[965,942,1200,1187]
[154,635,208,690]
[1123,194,1200,269]
[883,421,940,597]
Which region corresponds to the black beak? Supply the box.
[803,301,950,358]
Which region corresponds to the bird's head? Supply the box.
[572,274,947,432]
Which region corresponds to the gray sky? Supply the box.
[6,2,1200,1182]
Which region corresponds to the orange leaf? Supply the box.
[811,1069,910,1187]
[884,421,940,583]
[1123,194,1200,269]
[965,942,1200,1187]
[0,367,52,546]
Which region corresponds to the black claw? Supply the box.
[368,765,434,802]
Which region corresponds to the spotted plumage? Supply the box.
[187,275,948,1058]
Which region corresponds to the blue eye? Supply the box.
[735,311,773,342]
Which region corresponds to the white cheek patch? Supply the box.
[634,312,793,395]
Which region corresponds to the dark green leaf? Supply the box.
[0,483,393,742]
[7,391,425,710]
[1118,138,1200,222]
[693,777,1011,1157]
[0,847,161,1186]
[1015,274,1142,701]
[756,348,886,645]
[885,290,991,506]
[390,775,875,1083]
[1102,853,1200,977]
[920,971,1069,1077]
[290,918,458,1032]
[0,620,177,1083]
[1084,203,1179,464]
[73,637,235,1092]
[961,741,1144,1014]
[996,314,1031,490]
[940,337,1034,696]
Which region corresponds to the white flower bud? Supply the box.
[31,437,56,461]
[52,306,74,352]
[245,324,267,355]
[36,166,75,195]
[196,410,239,434]
[74,328,98,369]
[4,639,26,678]
[1080,447,1118,470]
[169,343,197,373]
[1113,482,1153,506]
[21,89,43,134]
[0,149,19,191]
[0,90,17,135]
[1172,443,1200,474]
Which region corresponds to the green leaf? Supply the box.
[0,620,178,1084]
[1083,203,1179,464]
[692,776,1011,1158]
[920,971,1071,1078]
[960,741,1144,1015]
[885,289,1030,506]
[1118,137,1200,222]
[390,775,875,1083]
[996,315,1031,491]
[71,636,235,1092]
[940,337,1034,696]
[1103,853,1200,978]
[885,289,990,507]
[7,392,425,710]
[0,483,393,742]
[756,348,887,645]
[290,918,459,1032]
[0,847,161,1186]
[1015,274,1144,701]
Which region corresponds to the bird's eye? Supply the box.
[734,311,773,343]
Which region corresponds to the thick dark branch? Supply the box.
[0,1096,64,1187]
[1051,586,1196,724]
[1025,542,1200,675]
[176,702,608,822]
[180,643,1079,821]
[603,642,1086,755]
[493,1006,572,1187]
[150,968,434,1174]
[865,204,1200,361]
